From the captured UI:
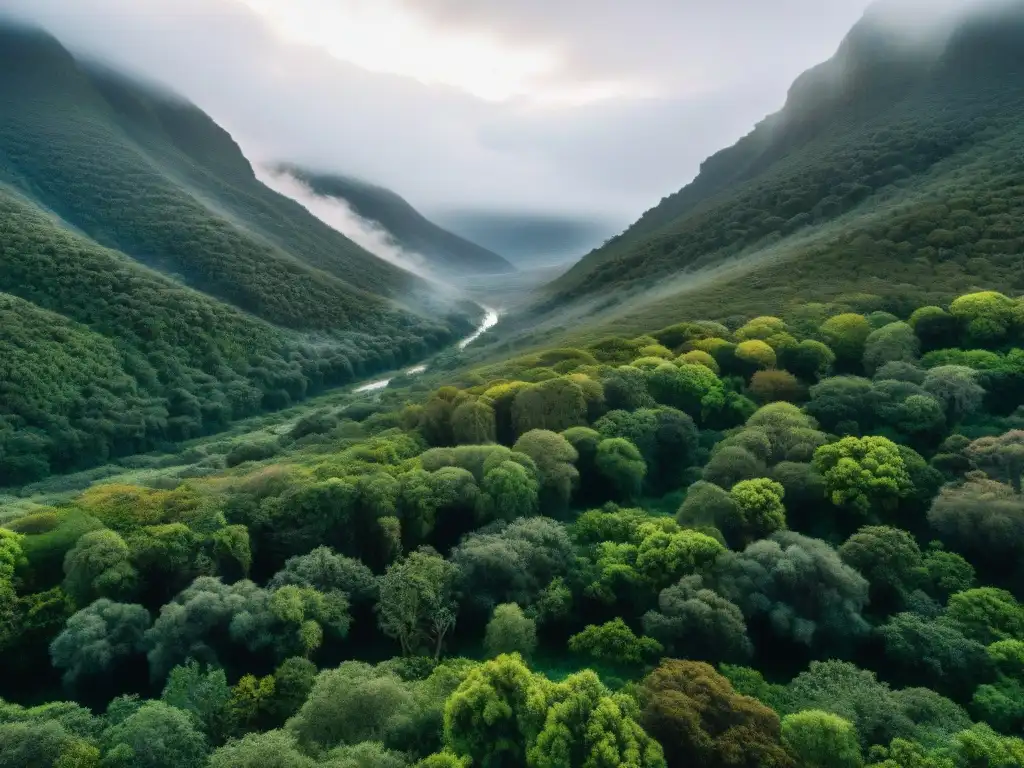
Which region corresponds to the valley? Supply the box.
[1,2,1024,767]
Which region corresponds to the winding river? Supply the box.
[354,306,499,393]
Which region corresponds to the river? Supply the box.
[354,306,499,393]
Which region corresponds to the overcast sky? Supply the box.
[2,0,891,228]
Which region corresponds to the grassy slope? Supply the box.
[279,166,516,276]
[522,4,1024,344]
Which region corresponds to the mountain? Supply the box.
[276,166,515,276]
[0,22,477,484]
[434,210,618,268]
[530,0,1024,338]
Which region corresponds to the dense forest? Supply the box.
[0,24,478,484]
[2,286,1024,766]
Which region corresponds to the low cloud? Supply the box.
[256,166,431,279]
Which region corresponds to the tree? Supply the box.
[639,660,793,768]
[864,323,919,375]
[484,603,537,658]
[478,460,540,522]
[949,291,1021,346]
[602,366,655,412]
[972,640,1024,733]
[647,363,726,421]
[529,670,666,768]
[286,662,412,753]
[702,446,766,490]
[443,654,548,768]
[269,547,378,606]
[922,366,985,423]
[568,618,662,665]
[513,430,579,515]
[735,340,777,371]
[679,350,719,372]
[642,575,752,662]
[922,548,975,603]
[378,549,460,659]
[595,408,699,492]
[635,525,725,590]
[966,431,1024,492]
[677,481,742,541]
[713,532,869,650]
[781,711,862,768]
[452,400,497,445]
[160,661,231,742]
[730,478,787,543]
[746,403,824,464]
[269,657,318,724]
[50,599,150,688]
[812,436,912,515]
[101,701,207,768]
[596,438,647,500]
[781,661,913,749]
[927,477,1024,585]
[749,370,804,404]
[512,378,588,436]
[782,340,836,382]
[805,376,875,434]
[909,306,959,352]
[839,526,923,614]
[451,518,574,616]
[145,578,347,681]
[206,730,314,768]
[877,613,991,699]
[946,588,1024,645]
[820,314,871,368]
[62,530,138,607]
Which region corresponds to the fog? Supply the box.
[256,166,431,278]
[0,0,1002,256]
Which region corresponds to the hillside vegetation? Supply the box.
[532,2,1024,336]
[279,166,515,276]
[0,24,476,484]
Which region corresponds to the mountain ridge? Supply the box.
[530,0,1024,337]
[276,165,516,276]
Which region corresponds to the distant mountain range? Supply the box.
[433,210,618,268]
[276,166,516,276]
[530,0,1024,337]
[0,22,476,482]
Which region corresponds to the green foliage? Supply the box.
[484,604,537,659]
[713,532,869,649]
[729,478,787,543]
[781,710,863,768]
[568,618,663,665]
[595,438,647,501]
[49,599,150,687]
[642,575,751,662]
[813,436,913,515]
[378,549,460,659]
[62,530,137,607]
[639,660,792,768]
[101,700,207,768]
[160,660,231,740]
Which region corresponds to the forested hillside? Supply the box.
[278,166,516,276]
[0,23,477,484]
[537,1,1024,332]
